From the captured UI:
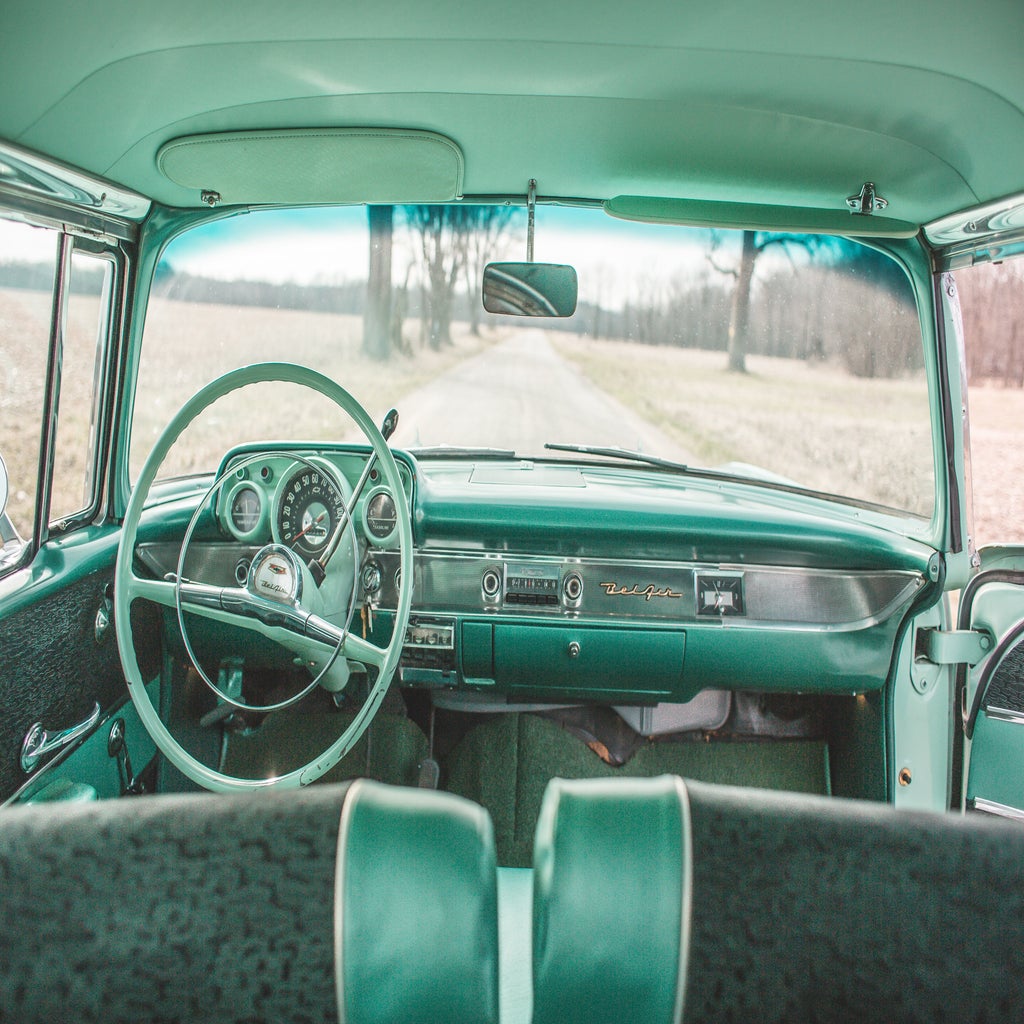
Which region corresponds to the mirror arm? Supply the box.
[527,178,537,262]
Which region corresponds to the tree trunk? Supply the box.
[727,230,757,373]
[363,205,393,360]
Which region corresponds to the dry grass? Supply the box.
[2,289,502,532]
[1,286,106,533]
[553,335,936,517]
[131,298,503,479]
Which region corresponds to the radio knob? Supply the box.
[563,571,583,603]
[482,567,502,601]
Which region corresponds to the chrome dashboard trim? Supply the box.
[142,539,925,632]
[368,550,925,631]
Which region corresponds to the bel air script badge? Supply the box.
[599,582,684,602]
[249,545,303,604]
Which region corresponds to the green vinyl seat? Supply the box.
[531,775,691,1024]
[530,775,1024,1024]
[336,779,499,1024]
[0,780,499,1024]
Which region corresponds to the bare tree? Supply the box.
[957,261,1024,386]
[462,207,518,335]
[404,206,474,349]
[708,230,815,373]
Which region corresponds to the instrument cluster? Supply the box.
[215,448,408,553]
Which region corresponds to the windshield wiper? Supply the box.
[408,445,517,459]
[544,442,690,473]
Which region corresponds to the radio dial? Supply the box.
[563,571,584,604]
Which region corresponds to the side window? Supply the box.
[954,259,1024,548]
[0,218,56,568]
[50,251,113,525]
[0,217,113,574]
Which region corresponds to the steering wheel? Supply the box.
[114,363,413,791]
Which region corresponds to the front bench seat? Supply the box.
[532,775,1024,1024]
[0,780,499,1024]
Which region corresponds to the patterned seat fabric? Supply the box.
[0,780,499,1024]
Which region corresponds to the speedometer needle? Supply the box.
[291,511,326,544]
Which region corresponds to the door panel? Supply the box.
[962,550,1024,816]
[0,533,144,802]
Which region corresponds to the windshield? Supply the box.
[132,204,933,518]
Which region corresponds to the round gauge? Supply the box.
[363,486,398,546]
[275,461,349,560]
[225,481,265,541]
[231,486,261,532]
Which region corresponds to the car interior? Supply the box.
[2,1,1024,1021]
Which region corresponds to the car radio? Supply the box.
[480,562,584,610]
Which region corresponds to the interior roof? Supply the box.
[1,0,1022,224]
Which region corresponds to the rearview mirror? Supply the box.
[482,262,578,317]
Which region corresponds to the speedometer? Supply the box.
[274,461,349,560]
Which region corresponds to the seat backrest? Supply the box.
[336,779,499,1024]
[531,775,690,1024]
[0,779,499,1024]
[531,775,1024,1024]
[683,778,1024,1023]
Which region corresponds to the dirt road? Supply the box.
[393,329,694,462]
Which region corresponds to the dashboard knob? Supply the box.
[568,640,581,659]
[563,571,583,603]
[482,567,502,601]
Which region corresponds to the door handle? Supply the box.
[21,702,101,772]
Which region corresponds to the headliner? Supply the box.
[1,0,1022,225]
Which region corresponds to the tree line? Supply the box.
[956,261,1024,386]
[3,215,1020,384]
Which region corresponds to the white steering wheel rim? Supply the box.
[114,362,414,791]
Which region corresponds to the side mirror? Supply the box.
[482,262,578,317]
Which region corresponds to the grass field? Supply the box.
[132,296,503,481]
[553,334,936,518]
[555,334,1024,546]
[964,383,1024,548]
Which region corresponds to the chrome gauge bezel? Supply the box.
[361,484,400,548]
[224,479,266,542]
[272,456,352,560]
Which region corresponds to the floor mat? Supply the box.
[222,705,429,787]
[444,713,829,867]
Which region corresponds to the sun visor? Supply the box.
[157,129,464,206]
[604,196,918,238]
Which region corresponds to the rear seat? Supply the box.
[530,775,1024,1023]
[0,779,499,1024]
